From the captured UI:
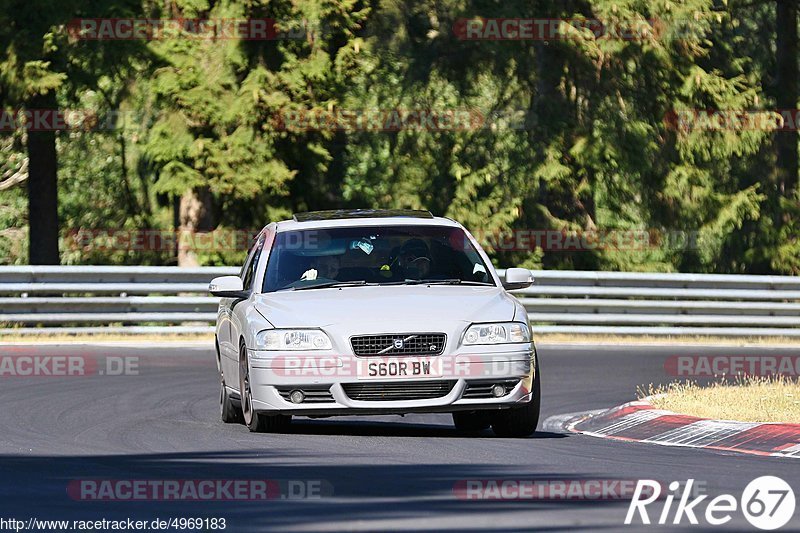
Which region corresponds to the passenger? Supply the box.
[301,255,340,281]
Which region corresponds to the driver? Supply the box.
[396,239,431,279]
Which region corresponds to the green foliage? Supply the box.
[0,0,797,272]
[0,137,28,265]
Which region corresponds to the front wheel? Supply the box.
[238,342,291,433]
[219,340,243,423]
[491,357,541,438]
[490,394,540,437]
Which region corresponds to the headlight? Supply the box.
[462,322,531,345]
[254,329,333,350]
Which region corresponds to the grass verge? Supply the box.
[641,376,800,423]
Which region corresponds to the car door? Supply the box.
[227,231,269,381]
[218,233,264,381]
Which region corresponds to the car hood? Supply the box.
[253,285,517,332]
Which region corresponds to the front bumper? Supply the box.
[244,345,535,415]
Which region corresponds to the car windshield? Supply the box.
[262,225,494,292]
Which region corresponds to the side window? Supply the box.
[239,239,258,281]
[242,233,266,291]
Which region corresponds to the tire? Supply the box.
[220,379,243,424]
[491,355,541,438]
[218,339,242,424]
[238,341,291,433]
[452,411,491,431]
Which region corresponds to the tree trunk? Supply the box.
[27,91,60,265]
[776,0,799,196]
[177,188,214,267]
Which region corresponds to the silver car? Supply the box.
[210,209,539,437]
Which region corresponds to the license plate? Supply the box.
[357,357,443,380]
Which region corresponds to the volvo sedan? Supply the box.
[210,209,539,436]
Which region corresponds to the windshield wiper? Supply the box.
[290,280,369,291]
[402,278,494,286]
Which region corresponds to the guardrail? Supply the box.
[1,266,800,337]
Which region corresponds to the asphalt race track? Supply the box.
[1,343,799,531]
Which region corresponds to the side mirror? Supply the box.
[209,276,249,298]
[503,268,534,291]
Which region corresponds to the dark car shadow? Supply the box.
[284,417,569,439]
[0,449,630,532]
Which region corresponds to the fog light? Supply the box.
[289,390,305,404]
[491,384,506,397]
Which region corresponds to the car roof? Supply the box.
[293,209,433,222]
[271,209,462,232]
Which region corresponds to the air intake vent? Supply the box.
[343,381,456,401]
[462,380,520,399]
[350,333,446,356]
[276,387,335,403]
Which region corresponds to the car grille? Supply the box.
[342,381,456,401]
[350,333,446,356]
[276,387,335,403]
[462,379,520,399]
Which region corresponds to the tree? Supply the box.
[337,0,772,272]
[0,2,69,263]
[138,0,368,265]
[0,0,148,264]
[775,0,798,196]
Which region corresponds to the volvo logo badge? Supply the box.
[393,339,404,349]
